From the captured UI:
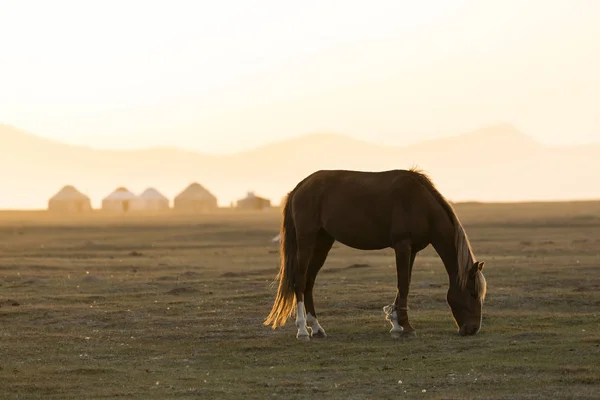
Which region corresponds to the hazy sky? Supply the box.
[1,0,599,154]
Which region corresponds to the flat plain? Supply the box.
[1,202,599,399]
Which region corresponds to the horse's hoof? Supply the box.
[311,330,327,339]
[401,330,417,339]
[390,330,403,340]
[296,334,310,342]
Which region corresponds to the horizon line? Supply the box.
[2,197,600,213]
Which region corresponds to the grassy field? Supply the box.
[1,203,599,399]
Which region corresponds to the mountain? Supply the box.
[1,123,599,209]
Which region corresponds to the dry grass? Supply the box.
[1,203,599,399]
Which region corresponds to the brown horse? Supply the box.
[264,168,487,340]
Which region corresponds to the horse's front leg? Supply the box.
[386,241,417,339]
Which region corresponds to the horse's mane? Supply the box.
[408,167,478,293]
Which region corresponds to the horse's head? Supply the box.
[447,261,486,336]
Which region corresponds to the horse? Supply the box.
[264,168,487,340]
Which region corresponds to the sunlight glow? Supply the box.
[2,0,598,152]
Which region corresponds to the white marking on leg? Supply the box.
[306,312,326,336]
[295,301,309,339]
[389,310,403,333]
[383,304,404,337]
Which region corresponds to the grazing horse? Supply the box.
[264,168,487,340]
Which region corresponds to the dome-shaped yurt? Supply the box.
[173,183,218,212]
[132,188,170,211]
[48,185,92,213]
[101,187,137,212]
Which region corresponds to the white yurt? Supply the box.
[48,185,92,212]
[173,182,218,212]
[132,188,170,211]
[101,187,137,212]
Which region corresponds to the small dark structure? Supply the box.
[236,191,271,210]
[173,183,218,212]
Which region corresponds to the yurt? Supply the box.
[236,191,271,210]
[48,185,92,212]
[132,188,170,211]
[173,182,218,212]
[101,187,137,212]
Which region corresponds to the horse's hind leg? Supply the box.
[294,235,317,341]
[304,231,334,338]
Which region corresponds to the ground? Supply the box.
[1,202,599,399]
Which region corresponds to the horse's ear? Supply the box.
[470,261,484,276]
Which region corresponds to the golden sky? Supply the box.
[1,0,599,154]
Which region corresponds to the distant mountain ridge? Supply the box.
[1,123,599,209]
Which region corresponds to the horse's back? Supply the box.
[293,169,420,199]
[294,169,412,190]
[290,169,435,249]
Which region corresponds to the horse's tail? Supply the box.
[264,192,298,329]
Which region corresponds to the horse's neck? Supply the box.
[431,224,460,283]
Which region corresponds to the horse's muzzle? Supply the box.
[459,324,480,336]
